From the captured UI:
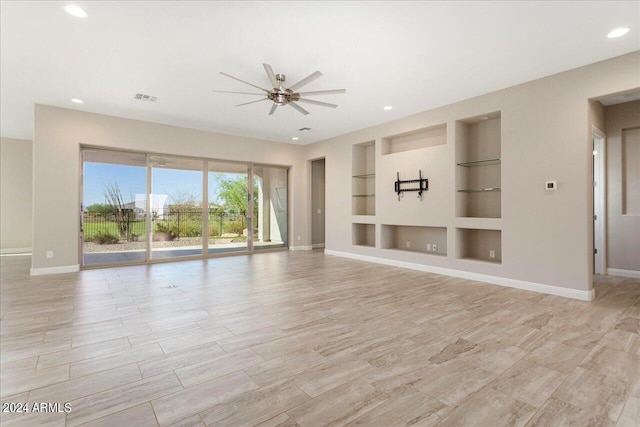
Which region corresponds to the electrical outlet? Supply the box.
[297,235,301,241]
[406,241,411,248]
[489,250,495,258]
[432,244,437,252]
[46,250,54,259]
[426,243,432,251]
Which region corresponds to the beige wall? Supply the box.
[32,106,306,270]
[605,100,640,272]
[304,51,640,294]
[0,138,33,252]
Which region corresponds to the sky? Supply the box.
[83,162,241,208]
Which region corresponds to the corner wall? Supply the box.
[32,106,306,273]
[0,138,32,253]
[304,51,640,299]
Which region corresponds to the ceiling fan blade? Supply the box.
[289,102,310,116]
[288,71,323,92]
[220,72,269,93]
[212,90,264,95]
[298,89,346,96]
[297,98,338,108]
[268,103,278,115]
[236,98,269,107]
[263,64,278,89]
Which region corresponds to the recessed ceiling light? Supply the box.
[608,27,629,38]
[291,137,299,141]
[480,116,489,120]
[65,5,88,18]
[70,98,84,104]
[383,106,393,111]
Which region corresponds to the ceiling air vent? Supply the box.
[134,93,157,102]
[298,127,311,131]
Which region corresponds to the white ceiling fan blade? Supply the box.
[288,71,323,92]
[212,90,264,95]
[297,98,338,108]
[289,102,310,115]
[236,98,269,107]
[220,72,269,93]
[268,103,278,115]
[263,64,278,89]
[298,89,346,96]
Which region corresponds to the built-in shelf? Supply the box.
[353,223,375,247]
[458,187,501,193]
[456,112,502,219]
[382,123,447,155]
[457,158,501,167]
[352,141,376,215]
[381,225,447,256]
[457,228,501,264]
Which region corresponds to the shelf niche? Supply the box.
[381,225,447,256]
[352,141,376,215]
[456,112,501,218]
[458,228,501,264]
[353,223,375,247]
[381,123,446,155]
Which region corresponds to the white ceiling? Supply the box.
[1,1,638,145]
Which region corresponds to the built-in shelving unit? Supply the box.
[353,223,375,247]
[456,112,502,218]
[382,123,446,155]
[457,228,501,264]
[352,141,376,215]
[381,225,447,256]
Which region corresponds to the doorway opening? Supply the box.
[311,158,326,249]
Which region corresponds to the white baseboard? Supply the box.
[607,268,640,279]
[289,245,313,251]
[325,250,595,302]
[311,243,325,249]
[1,247,32,255]
[30,264,80,276]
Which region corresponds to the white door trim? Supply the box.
[592,128,606,275]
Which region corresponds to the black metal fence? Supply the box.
[83,209,254,242]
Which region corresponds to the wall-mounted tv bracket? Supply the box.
[395,170,429,201]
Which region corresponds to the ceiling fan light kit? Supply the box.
[214,63,345,116]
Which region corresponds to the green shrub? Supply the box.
[222,220,244,235]
[154,221,178,241]
[92,231,120,244]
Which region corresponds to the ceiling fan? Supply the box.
[213,64,346,116]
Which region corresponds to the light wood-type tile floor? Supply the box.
[1,251,639,426]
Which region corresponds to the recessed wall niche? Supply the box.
[381,124,446,155]
[352,140,376,215]
[456,112,502,218]
[381,225,447,256]
[353,223,375,247]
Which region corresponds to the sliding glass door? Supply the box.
[253,166,288,250]
[82,149,148,266]
[150,156,204,260]
[208,161,249,254]
[81,148,288,267]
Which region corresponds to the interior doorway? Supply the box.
[593,130,606,274]
[311,158,326,249]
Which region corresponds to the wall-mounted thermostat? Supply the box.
[545,181,557,191]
